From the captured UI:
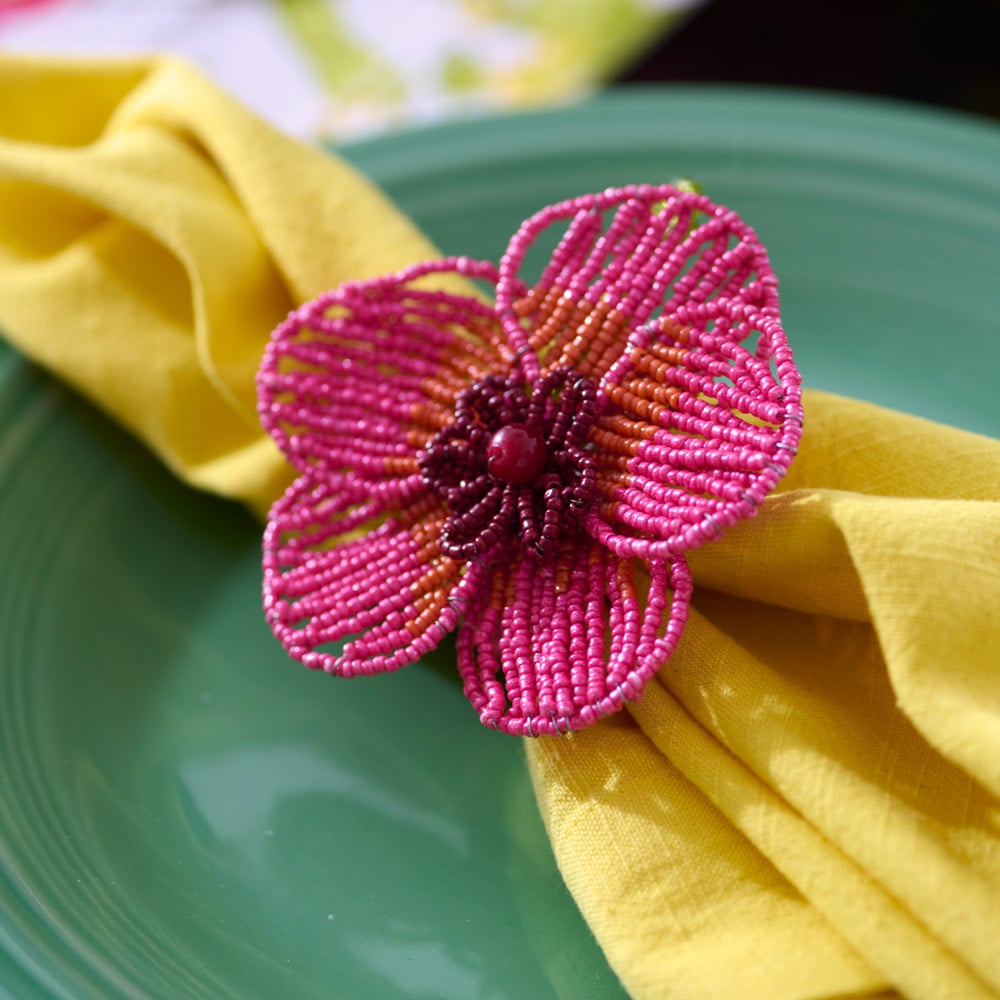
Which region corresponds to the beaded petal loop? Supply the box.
[257,184,802,736]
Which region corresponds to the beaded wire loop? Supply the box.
[257,184,802,736]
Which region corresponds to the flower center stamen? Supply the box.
[486,423,548,486]
[419,367,598,562]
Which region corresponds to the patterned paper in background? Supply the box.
[0,0,703,140]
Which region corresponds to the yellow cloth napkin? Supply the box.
[2,56,998,1000]
[0,54,439,517]
[530,400,1000,999]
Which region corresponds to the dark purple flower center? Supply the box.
[419,367,599,562]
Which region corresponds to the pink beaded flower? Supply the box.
[257,184,802,736]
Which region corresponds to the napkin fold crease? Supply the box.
[2,56,998,1000]
[0,55,439,516]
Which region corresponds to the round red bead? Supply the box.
[487,423,548,486]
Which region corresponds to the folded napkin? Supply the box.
[0,54,439,517]
[2,56,998,1000]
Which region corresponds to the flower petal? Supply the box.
[494,182,795,388]
[264,471,482,676]
[493,183,800,557]
[257,257,512,481]
[496,184,721,379]
[587,303,802,560]
[456,539,692,735]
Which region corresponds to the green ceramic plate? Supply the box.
[2,88,999,1000]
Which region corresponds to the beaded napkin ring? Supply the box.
[257,183,802,736]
